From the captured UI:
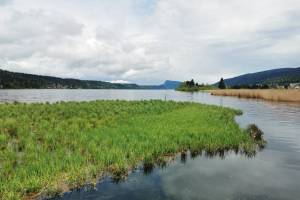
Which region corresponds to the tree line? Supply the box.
[178,78,277,91]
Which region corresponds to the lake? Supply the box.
[1,89,300,200]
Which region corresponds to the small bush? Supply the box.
[247,124,264,141]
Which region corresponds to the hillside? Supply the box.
[158,80,182,89]
[0,69,181,89]
[162,80,181,89]
[222,67,300,87]
[0,69,141,89]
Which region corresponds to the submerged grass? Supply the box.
[0,100,259,199]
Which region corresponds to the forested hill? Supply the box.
[0,69,141,89]
[156,80,181,89]
[0,69,182,89]
[223,67,300,87]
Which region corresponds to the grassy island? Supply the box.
[1,100,260,199]
[176,80,216,92]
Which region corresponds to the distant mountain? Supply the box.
[141,80,181,90]
[159,80,182,89]
[0,68,181,90]
[221,67,300,87]
[0,69,141,89]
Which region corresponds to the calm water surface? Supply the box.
[1,90,300,200]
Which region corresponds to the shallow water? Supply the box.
[1,89,300,200]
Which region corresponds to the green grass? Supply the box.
[0,100,258,199]
[176,85,217,92]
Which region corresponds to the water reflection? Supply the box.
[142,148,261,177]
[54,148,264,200]
[1,89,300,199]
[180,152,187,164]
[142,162,155,175]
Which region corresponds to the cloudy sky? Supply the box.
[0,0,300,84]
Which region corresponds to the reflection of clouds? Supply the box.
[160,150,300,200]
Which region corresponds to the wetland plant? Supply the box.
[247,124,264,141]
[0,100,263,200]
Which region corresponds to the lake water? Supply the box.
[1,90,300,200]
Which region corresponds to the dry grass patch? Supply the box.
[211,89,300,102]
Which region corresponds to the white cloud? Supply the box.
[0,0,300,84]
[111,80,130,84]
[0,0,11,6]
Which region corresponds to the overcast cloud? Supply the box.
[0,0,300,84]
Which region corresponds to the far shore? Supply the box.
[210,89,300,102]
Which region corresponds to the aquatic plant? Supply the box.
[247,124,264,141]
[0,100,260,200]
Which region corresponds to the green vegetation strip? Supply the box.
[176,80,217,92]
[1,100,257,199]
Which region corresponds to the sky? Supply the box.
[0,0,300,84]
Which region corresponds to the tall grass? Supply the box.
[0,100,258,200]
[210,89,300,102]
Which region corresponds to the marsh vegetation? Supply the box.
[210,89,300,102]
[0,100,262,199]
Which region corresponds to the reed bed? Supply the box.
[0,100,259,200]
[210,89,300,102]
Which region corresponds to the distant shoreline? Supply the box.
[210,89,300,102]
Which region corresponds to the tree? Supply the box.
[185,81,190,87]
[190,79,195,87]
[185,79,195,88]
[218,78,226,89]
